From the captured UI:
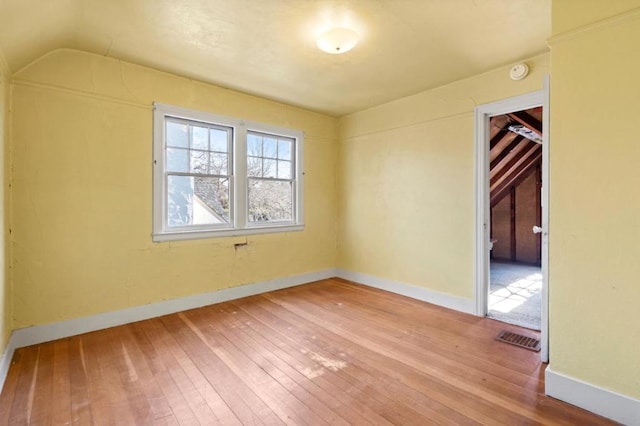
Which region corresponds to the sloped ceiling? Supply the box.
[0,0,550,116]
[490,107,543,207]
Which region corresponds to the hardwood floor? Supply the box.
[0,278,614,425]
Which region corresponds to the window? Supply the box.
[153,103,303,241]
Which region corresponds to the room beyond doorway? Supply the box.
[487,105,542,331]
[488,261,541,330]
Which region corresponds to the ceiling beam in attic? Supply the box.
[490,139,537,182]
[507,111,542,135]
[490,128,511,150]
[490,147,542,207]
[490,115,510,136]
[490,135,525,169]
[490,155,541,208]
[490,141,540,190]
[489,131,519,163]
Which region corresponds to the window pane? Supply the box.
[168,175,230,226]
[263,137,277,158]
[210,153,228,175]
[247,133,262,156]
[167,148,189,172]
[263,159,277,178]
[192,125,209,150]
[167,175,193,226]
[278,140,292,160]
[167,122,188,148]
[193,176,230,224]
[190,150,209,174]
[157,105,304,240]
[277,160,291,179]
[248,179,293,222]
[248,156,261,177]
[211,129,228,152]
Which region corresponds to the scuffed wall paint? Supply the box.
[10,49,338,328]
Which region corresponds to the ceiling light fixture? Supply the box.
[316,27,359,54]
[508,124,542,144]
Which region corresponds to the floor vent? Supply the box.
[496,330,541,352]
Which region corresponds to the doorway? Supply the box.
[475,87,549,361]
[488,106,542,330]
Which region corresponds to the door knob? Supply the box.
[533,226,543,234]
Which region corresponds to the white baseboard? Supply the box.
[546,367,640,425]
[0,337,17,393]
[336,268,475,314]
[0,268,336,393]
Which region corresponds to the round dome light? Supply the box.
[316,27,359,54]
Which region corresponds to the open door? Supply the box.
[540,76,550,362]
[475,85,549,362]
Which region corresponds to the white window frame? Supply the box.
[153,102,304,242]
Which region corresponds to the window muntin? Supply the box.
[247,131,295,223]
[153,103,303,241]
[164,118,232,228]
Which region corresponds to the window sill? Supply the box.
[152,224,304,242]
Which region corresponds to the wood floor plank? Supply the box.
[156,313,278,425]
[7,346,40,424]
[82,329,138,425]
[290,283,591,424]
[117,323,176,422]
[204,302,396,426]
[67,337,94,424]
[0,348,22,424]
[178,311,329,426]
[134,318,241,425]
[275,286,574,423]
[230,295,503,425]
[51,339,72,425]
[136,317,217,425]
[232,295,487,424]
[183,305,351,426]
[29,343,54,425]
[223,299,480,426]
[0,279,616,425]
[311,279,540,373]
[103,326,157,424]
[285,285,544,399]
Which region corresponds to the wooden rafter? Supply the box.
[490,135,525,170]
[490,128,510,150]
[490,140,538,183]
[490,151,542,207]
[489,131,519,163]
[490,141,540,191]
[488,107,544,207]
[507,111,542,134]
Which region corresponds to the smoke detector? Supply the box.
[509,63,529,81]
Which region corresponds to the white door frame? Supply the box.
[474,83,550,362]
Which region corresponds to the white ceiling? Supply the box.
[0,0,550,116]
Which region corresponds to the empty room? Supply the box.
[0,0,638,424]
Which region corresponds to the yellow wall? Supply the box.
[337,54,549,299]
[0,56,8,350]
[10,49,338,328]
[552,0,640,35]
[6,3,640,405]
[549,2,640,399]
